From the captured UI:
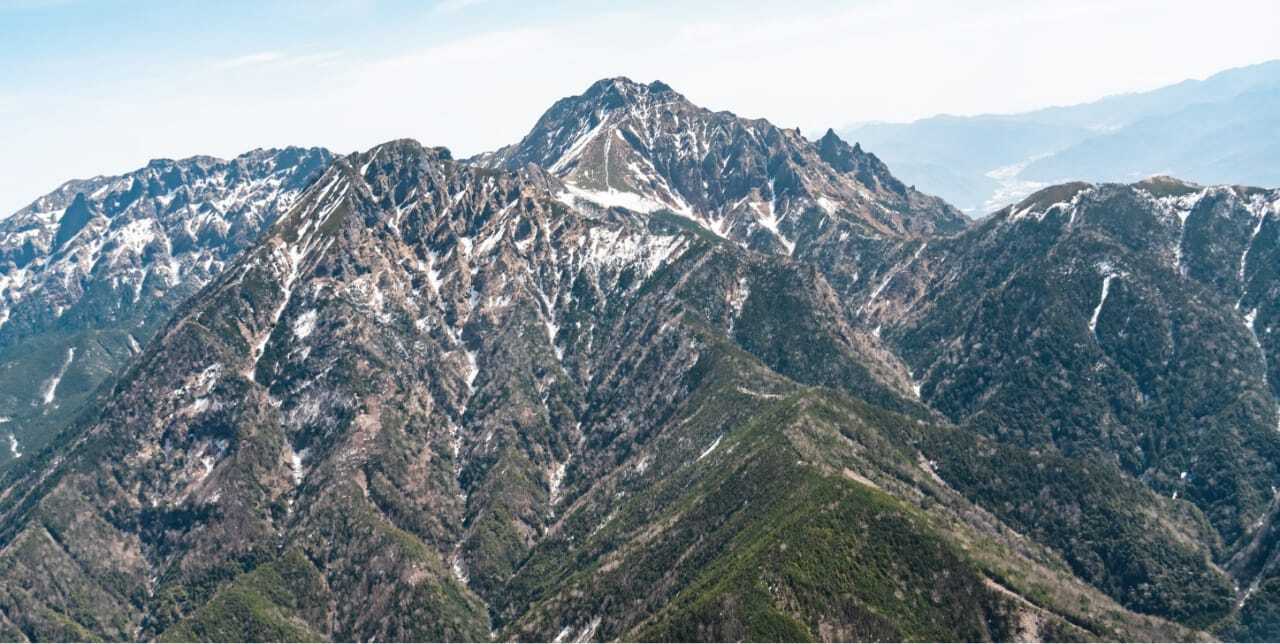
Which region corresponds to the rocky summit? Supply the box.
[0,78,1278,642]
[476,78,966,248]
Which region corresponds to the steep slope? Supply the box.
[0,147,333,466]
[477,77,966,255]
[0,140,1198,642]
[861,177,1280,635]
[471,80,1269,635]
[1,76,1265,641]
[476,77,964,409]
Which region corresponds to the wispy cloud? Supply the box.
[212,51,286,70]
[211,50,345,71]
[5,0,1279,220]
[282,50,345,68]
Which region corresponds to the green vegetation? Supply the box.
[635,467,1017,642]
[159,550,327,642]
[3,134,1267,642]
[732,264,921,416]
[916,424,1234,626]
[1219,578,1280,641]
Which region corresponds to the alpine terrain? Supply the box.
[0,148,333,466]
[0,77,1276,642]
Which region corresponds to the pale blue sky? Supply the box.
[3,0,1279,215]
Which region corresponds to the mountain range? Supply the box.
[843,59,1280,214]
[0,76,1277,641]
[0,148,332,467]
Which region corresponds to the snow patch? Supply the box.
[1089,273,1115,336]
[292,309,318,341]
[463,349,479,392]
[108,218,159,260]
[548,460,567,508]
[634,453,652,474]
[1239,198,1269,287]
[753,184,794,255]
[727,275,750,329]
[1152,187,1205,272]
[533,285,563,361]
[476,217,510,256]
[41,347,76,405]
[581,226,687,281]
[697,435,723,462]
[550,117,610,174]
[450,551,469,585]
[571,617,602,643]
[424,251,444,294]
[735,385,783,399]
[858,242,927,316]
[183,397,211,416]
[289,447,308,485]
[558,183,666,215]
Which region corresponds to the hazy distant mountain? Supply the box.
[1020,85,1280,187]
[843,59,1280,214]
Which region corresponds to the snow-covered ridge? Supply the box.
[222,141,715,449]
[0,147,331,447]
[0,147,332,337]
[479,77,966,255]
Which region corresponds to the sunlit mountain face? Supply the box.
[0,76,1278,642]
